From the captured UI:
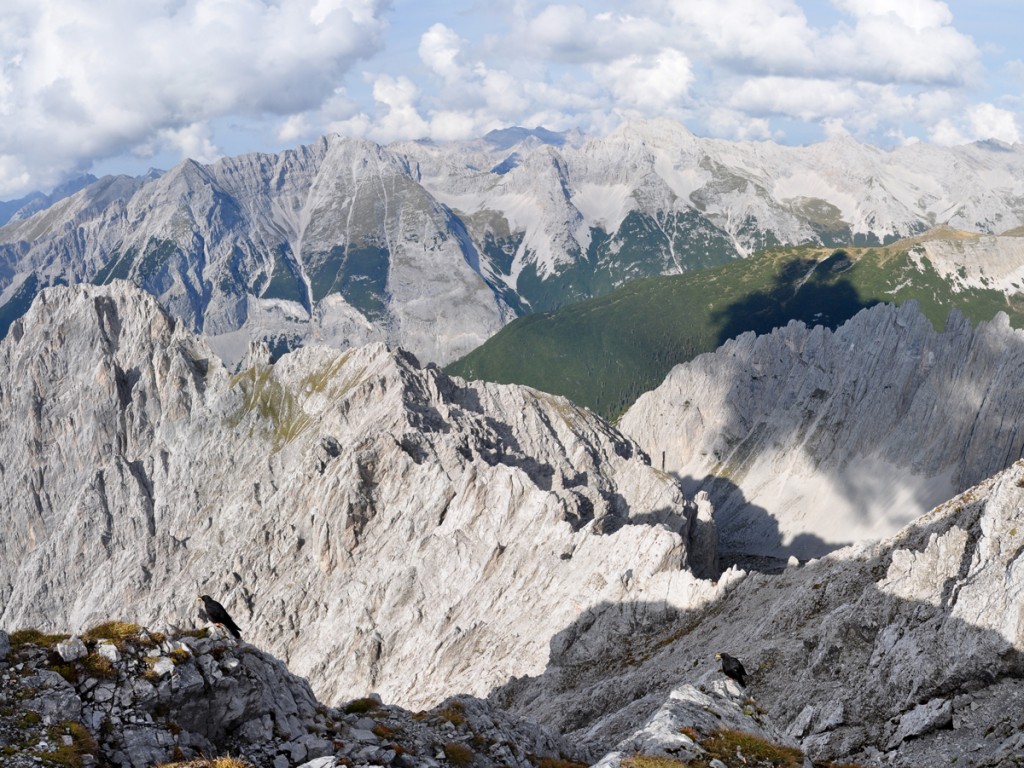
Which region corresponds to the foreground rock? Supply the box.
[0,282,714,710]
[494,458,1024,767]
[621,300,1024,559]
[0,624,579,768]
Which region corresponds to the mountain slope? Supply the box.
[620,300,1024,558]
[493,458,1024,767]
[0,623,579,768]
[448,230,1024,419]
[0,281,712,711]
[3,120,1024,367]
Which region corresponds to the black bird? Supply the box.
[715,652,747,687]
[197,594,242,639]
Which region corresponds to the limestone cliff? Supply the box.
[620,301,1024,558]
[0,281,713,711]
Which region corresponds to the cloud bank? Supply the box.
[0,0,1020,198]
[0,0,389,196]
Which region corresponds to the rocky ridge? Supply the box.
[0,281,716,712]
[0,623,580,768]
[620,300,1024,559]
[491,458,1024,767]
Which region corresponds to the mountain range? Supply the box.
[3,282,1024,767]
[3,120,1024,369]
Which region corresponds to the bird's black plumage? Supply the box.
[198,594,242,639]
[715,652,747,687]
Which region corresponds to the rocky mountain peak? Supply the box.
[0,282,714,713]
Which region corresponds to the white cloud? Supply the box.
[929,103,1021,145]
[832,0,953,31]
[967,103,1020,144]
[528,4,593,57]
[598,50,693,110]
[706,108,777,141]
[157,123,220,164]
[419,23,465,84]
[370,75,430,142]
[0,0,388,196]
[824,15,978,85]
[667,0,816,72]
[730,77,862,121]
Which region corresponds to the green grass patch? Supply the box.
[436,700,466,726]
[621,756,687,768]
[36,721,100,768]
[343,697,380,714]
[81,653,116,680]
[82,621,142,649]
[9,628,69,650]
[691,728,805,768]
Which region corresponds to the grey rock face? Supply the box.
[57,636,88,662]
[0,282,709,711]
[493,458,1024,767]
[621,300,1024,558]
[593,683,801,767]
[0,625,579,768]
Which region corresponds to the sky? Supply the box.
[1,0,1022,198]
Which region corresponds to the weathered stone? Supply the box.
[93,682,116,704]
[22,670,82,725]
[97,643,120,663]
[888,698,953,748]
[57,636,87,662]
[150,657,174,677]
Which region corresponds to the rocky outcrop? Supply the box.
[0,624,580,768]
[592,682,803,768]
[493,458,1024,767]
[0,282,713,711]
[620,300,1024,558]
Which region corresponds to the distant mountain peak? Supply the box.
[483,126,570,150]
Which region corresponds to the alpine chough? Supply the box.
[197,594,242,639]
[715,652,747,687]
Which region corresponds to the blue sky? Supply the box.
[1,0,1021,198]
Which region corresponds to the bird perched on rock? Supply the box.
[715,652,747,687]
[197,594,242,639]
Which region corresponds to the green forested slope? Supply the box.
[447,237,1024,420]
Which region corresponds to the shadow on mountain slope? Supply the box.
[712,251,879,347]
[674,473,847,567]
[488,479,1024,765]
[629,268,1024,559]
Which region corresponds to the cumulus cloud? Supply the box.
[0,0,388,196]
[419,23,465,84]
[2,0,1017,196]
[730,77,862,121]
[598,49,694,111]
[929,103,1021,145]
[832,0,953,31]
